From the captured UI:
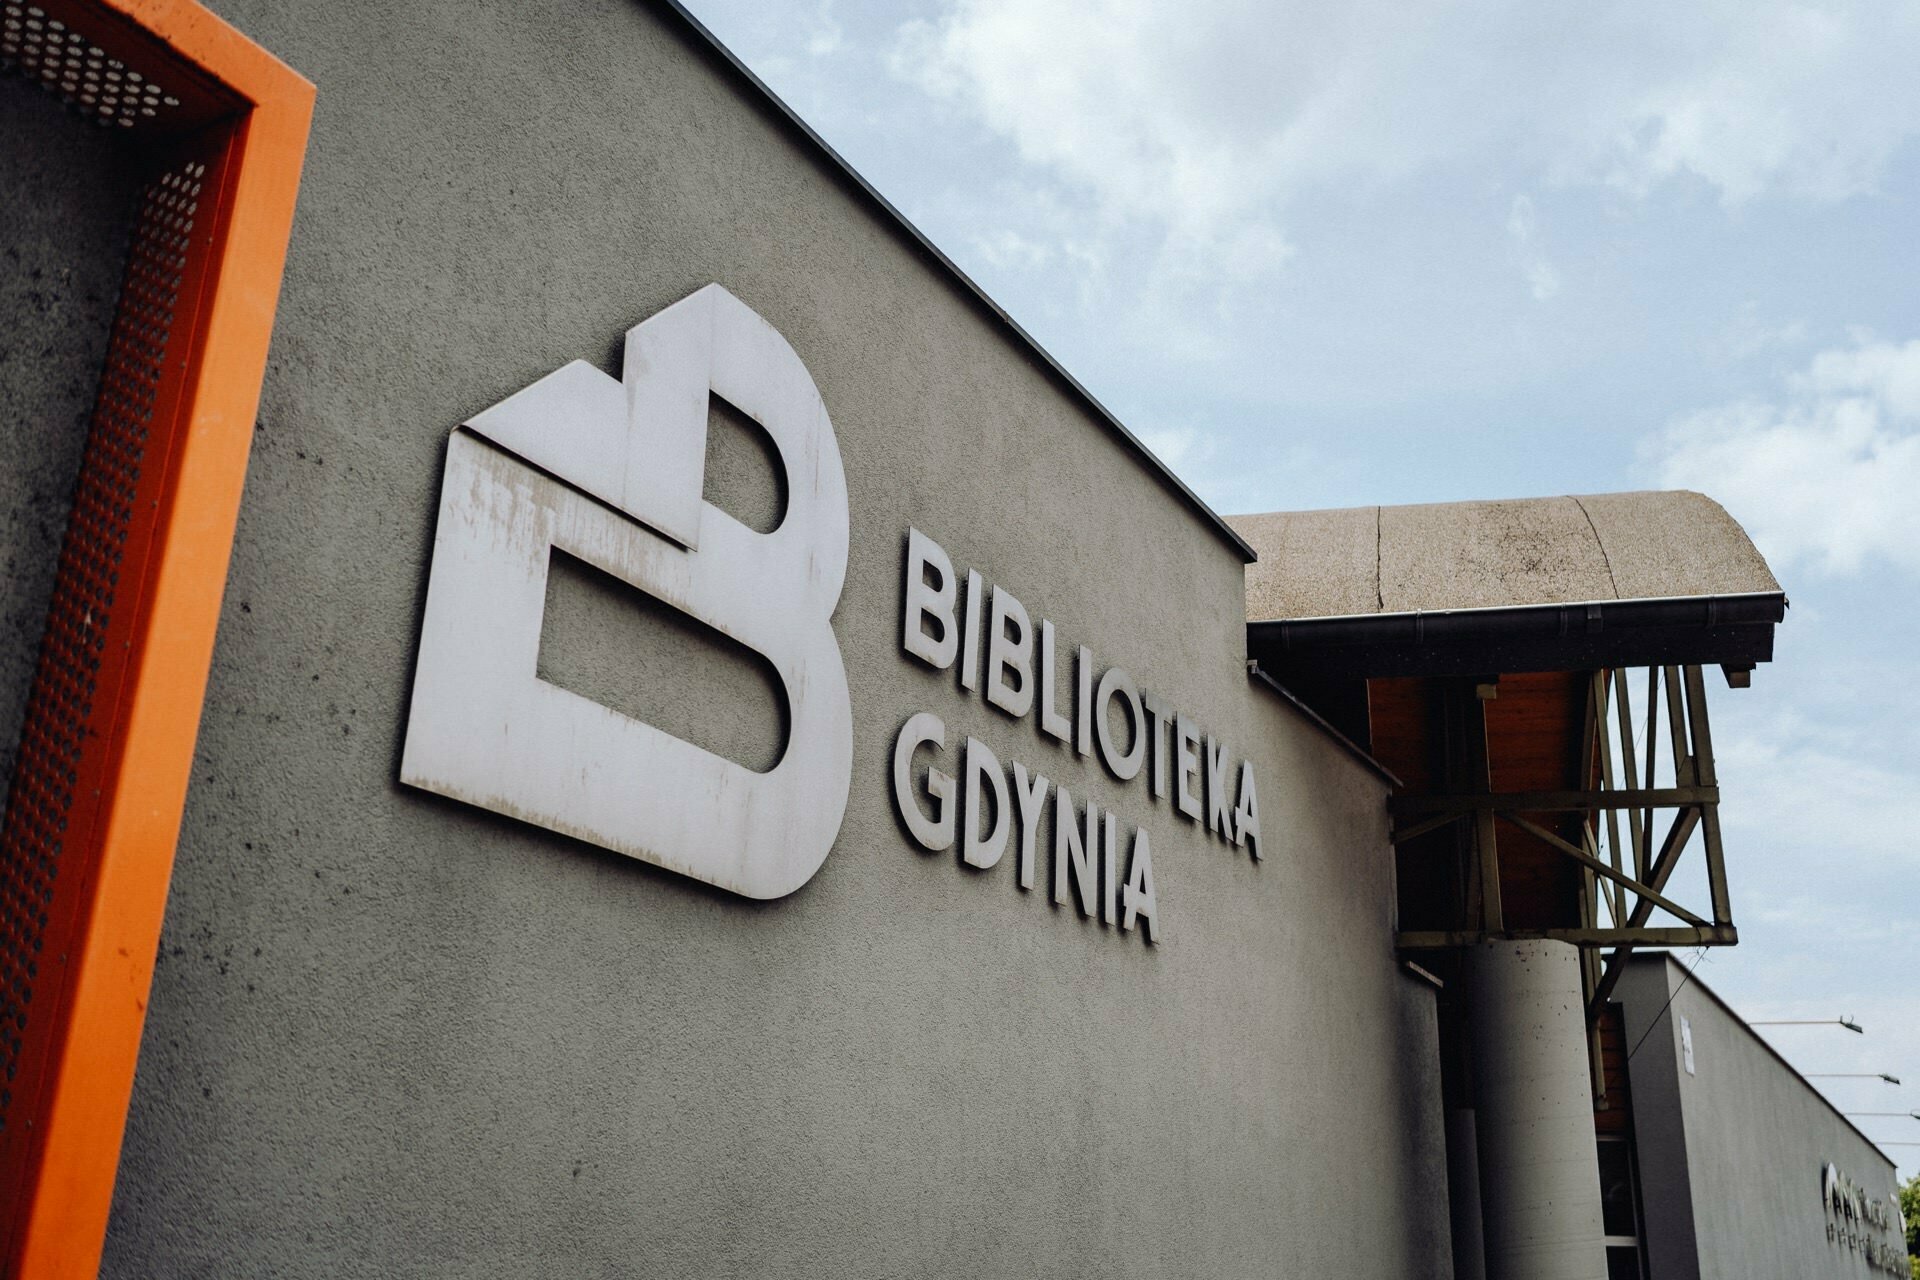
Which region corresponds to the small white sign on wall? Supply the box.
[1680,1015,1695,1075]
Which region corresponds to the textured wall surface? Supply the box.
[1619,955,1908,1280]
[1613,958,1701,1278]
[98,3,1451,1275]
[0,77,138,788]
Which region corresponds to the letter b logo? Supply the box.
[401,285,852,898]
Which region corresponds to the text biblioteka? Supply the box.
[890,527,1264,944]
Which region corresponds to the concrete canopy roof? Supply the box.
[1229,491,1781,623]
[1230,492,1786,680]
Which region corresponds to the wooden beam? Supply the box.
[1389,787,1717,816]
[1398,926,1738,949]
[1461,684,1503,933]
[1685,666,1734,929]
[1495,812,1709,928]
[1589,944,1632,1028]
[1664,665,1693,785]
[1586,803,1705,1019]
[1643,666,1659,877]
[1390,812,1466,846]
[1595,672,1627,924]
[1612,668,1646,883]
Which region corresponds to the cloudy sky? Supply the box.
[684,0,1920,1178]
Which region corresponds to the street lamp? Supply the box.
[1807,1073,1901,1085]
[1751,1018,1865,1033]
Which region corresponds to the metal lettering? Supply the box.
[1144,693,1170,800]
[1234,759,1262,859]
[1122,827,1159,942]
[1010,761,1049,891]
[962,736,1009,869]
[892,713,954,852]
[1075,645,1094,757]
[1100,809,1120,924]
[1052,785,1099,916]
[984,586,1034,719]
[1037,619,1072,743]
[1094,667,1144,782]
[1206,736,1233,839]
[901,528,957,669]
[1174,715,1202,822]
[958,569,984,692]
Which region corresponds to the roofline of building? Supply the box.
[1635,951,1901,1178]
[1249,664,1403,788]
[653,0,1258,564]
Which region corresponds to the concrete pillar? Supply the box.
[1446,1106,1488,1280]
[1468,940,1608,1280]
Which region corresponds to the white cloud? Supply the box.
[969,228,1051,272]
[1134,424,1218,471]
[1645,336,1920,576]
[1715,714,1916,871]
[891,0,1920,255]
[803,0,842,57]
[1708,303,1809,363]
[1505,195,1561,302]
[1797,337,1920,418]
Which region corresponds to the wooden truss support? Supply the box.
[1584,668,1734,1023]
[1495,811,1709,929]
[1388,664,1740,1021]
[1463,684,1503,934]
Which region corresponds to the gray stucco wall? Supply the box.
[1614,958,1700,1277]
[92,3,1450,1275]
[0,78,139,787]
[1619,955,1907,1280]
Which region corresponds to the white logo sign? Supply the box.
[400,284,852,899]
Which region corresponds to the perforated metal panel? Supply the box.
[0,151,204,1134]
[0,1,180,126]
[0,3,308,1270]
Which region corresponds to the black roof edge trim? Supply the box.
[1248,664,1402,789]
[652,0,1257,564]
[1249,592,1788,651]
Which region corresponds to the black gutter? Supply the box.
[652,0,1258,565]
[1249,592,1787,680]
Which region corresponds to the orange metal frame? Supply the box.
[0,2,311,1274]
